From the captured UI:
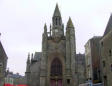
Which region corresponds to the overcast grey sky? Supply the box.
[0,0,112,75]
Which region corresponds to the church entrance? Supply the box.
[50,79,62,86]
[50,58,63,86]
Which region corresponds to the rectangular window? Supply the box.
[101,42,103,47]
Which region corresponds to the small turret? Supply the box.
[44,23,47,33]
[26,53,30,72]
[27,53,30,64]
[31,53,34,62]
[66,17,77,86]
[43,23,48,38]
[42,23,48,52]
[25,53,31,86]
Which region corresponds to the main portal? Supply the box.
[50,58,63,86]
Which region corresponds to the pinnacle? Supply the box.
[44,23,47,32]
[67,17,74,28]
[27,53,30,63]
[44,23,47,29]
[53,4,61,17]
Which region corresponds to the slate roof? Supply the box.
[33,52,42,61]
[104,14,112,36]
[0,41,7,61]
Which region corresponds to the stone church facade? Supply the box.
[25,4,78,86]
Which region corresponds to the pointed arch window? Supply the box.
[56,18,58,25]
[111,64,112,71]
[51,58,62,76]
[59,18,61,25]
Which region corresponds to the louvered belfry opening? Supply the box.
[51,58,62,76]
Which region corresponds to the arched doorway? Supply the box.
[50,58,63,86]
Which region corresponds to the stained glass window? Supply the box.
[51,58,62,76]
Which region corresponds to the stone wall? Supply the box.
[100,30,112,86]
[76,54,86,84]
[0,40,8,86]
[85,36,102,83]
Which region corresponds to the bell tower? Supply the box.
[52,4,64,38]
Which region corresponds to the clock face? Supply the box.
[55,29,58,33]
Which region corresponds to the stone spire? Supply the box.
[104,14,112,36]
[67,17,74,28]
[52,4,64,37]
[52,4,62,27]
[53,4,61,17]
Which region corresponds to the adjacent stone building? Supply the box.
[76,53,86,85]
[5,70,26,85]
[0,36,8,86]
[85,36,102,83]
[25,52,41,86]
[25,4,78,86]
[100,14,112,86]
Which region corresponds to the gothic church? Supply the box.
[25,4,78,86]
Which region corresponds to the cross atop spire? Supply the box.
[53,4,61,17]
